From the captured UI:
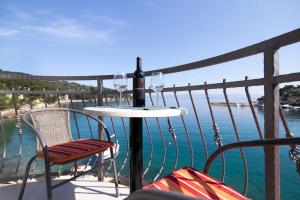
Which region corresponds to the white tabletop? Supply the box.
[84,106,187,118]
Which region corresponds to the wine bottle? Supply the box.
[133,57,145,107]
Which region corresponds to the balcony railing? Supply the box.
[0,28,300,200]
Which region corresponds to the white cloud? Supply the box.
[0,7,128,42]
[0,28,20,36]
[30,18,108,40]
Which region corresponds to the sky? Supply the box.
[0,0,299,94]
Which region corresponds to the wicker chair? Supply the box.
[18,108,119,200]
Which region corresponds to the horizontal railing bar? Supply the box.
[0,90,94,95]
[1,29,299,81]
[275,72,300,84]
[0,74,110,81]
[163,78,265,92]
[1,72,299,95]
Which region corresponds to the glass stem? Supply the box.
[156,90,159,106]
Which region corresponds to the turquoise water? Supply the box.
[0,94,299,199]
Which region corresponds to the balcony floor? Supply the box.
[0,175,129,200]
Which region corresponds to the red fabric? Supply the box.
[144,167,249,200]
[38,139,114,164]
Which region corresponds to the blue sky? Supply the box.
[0,0,299,93]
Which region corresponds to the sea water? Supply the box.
[1,94,299,200]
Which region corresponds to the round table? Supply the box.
[83,106,187,193]
[83,106,187,118]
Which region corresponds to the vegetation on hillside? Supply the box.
[257,85,300,106]
[0,69,97,109]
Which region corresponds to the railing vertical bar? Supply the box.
[124,91,153,177]
[223,79,248,195]
[126,92,153,177]
[104,92,118,143]
[244,77,263,140]
[28,89,33,110]
[279,106,295,140]
[96,79,104,181]
[204,82,225,182]
[150,91,167,181]
[173,84,194,167]
[43,89,47,108]
[55,89,62,178]
[0,112,7,175]
[69,94,81,139]
[263,48,280,200]
[12,92,18,115]
[81,93,93,139]
[188,83,209,161]
[142,117,153,177]
[103,92,118,177]
[279,105,300,172]
[161,90,178,170]
[12,93,22,178]
[68,93,80,177]
[56,89,61,108]
[93,93,97,106]
[114,92,129,176]
[88,93,95,106]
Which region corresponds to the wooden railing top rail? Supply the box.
[2,71,299,95]
[0,28,299,81]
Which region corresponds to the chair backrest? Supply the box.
[28,109,73,150]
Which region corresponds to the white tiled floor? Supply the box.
[0,175,129,200]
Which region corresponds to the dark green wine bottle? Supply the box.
[133,57,145,107]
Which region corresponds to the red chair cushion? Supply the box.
[38,139,114,164]
[144,166,249,200]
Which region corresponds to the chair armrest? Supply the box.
[204,137,300,174]
[125,189,201,200]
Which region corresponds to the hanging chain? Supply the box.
[279,106,300,175]
[167,118,176,140]
[289,146,300,175]
[213,122,223,147]
[15,114,23,135]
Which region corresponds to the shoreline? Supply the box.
[1,99,91,118]
[211,101,259,107]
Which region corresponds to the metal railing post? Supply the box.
[97,79,104,181]
[264,48,280,200]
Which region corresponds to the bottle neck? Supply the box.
[136,57,142,70]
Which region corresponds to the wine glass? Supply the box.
[113,72,128,107]
[150,72,164,107]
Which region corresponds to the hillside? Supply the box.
[0,69,94,91]
[0,69,97,109]
[257,85,300,107]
